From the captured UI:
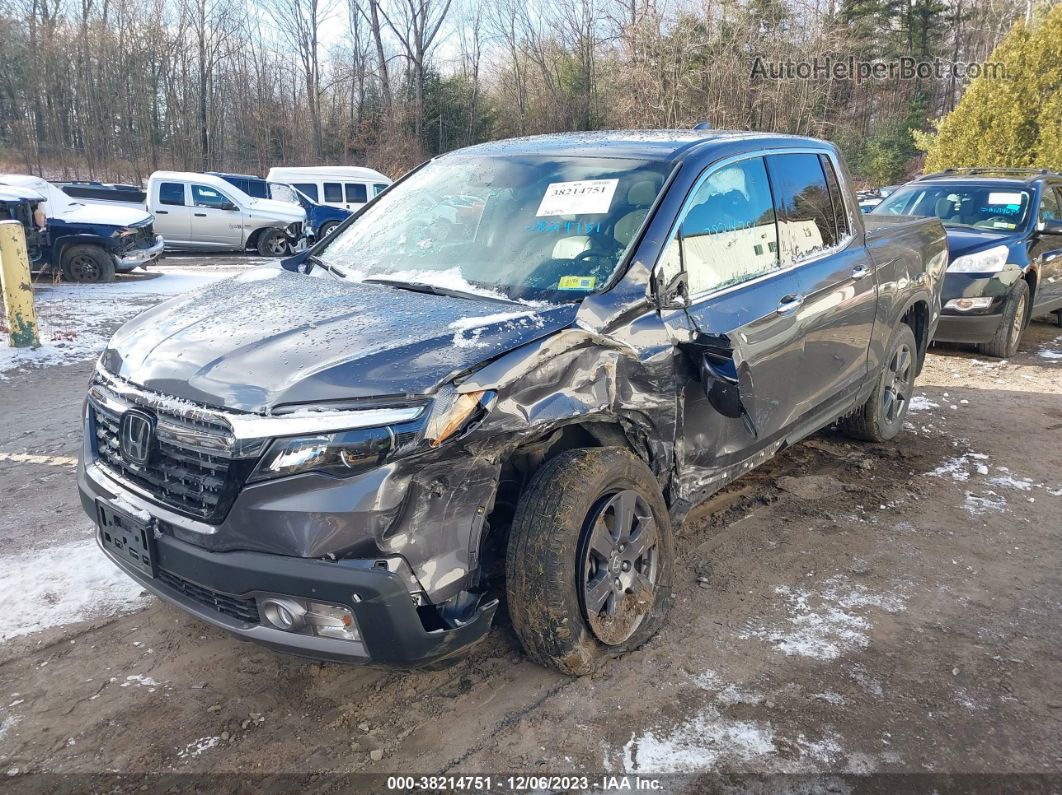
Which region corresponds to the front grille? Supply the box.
[158,569,260,624]
[122,223,155,253]
[91,403,249,522]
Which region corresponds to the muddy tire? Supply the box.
[505,447,674,676]
[256,229,289,257]
[839,323,918,443]
[978,280,1029,359]
[61,245,115,283]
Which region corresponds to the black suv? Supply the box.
[80,131,945,674]
[874,169,1062,357]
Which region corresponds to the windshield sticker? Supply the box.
[537,179,618,217]
[988,192,1023,205]
[524,220,605,235]
[557,275,596,290]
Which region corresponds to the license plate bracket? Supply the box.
[97,501,157,577]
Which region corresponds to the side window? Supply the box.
[345,183,368,204]
[766,153,839,263]
[323,182,343,203]
[159,182,185,206]
[373,183,389,196]
[659,156,780,296]
[1038,186,1060,223]
[819,154,850,240]
[191,184,233,209]
[245,180,269,199]
[293,183,318,201]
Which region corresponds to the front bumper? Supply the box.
[80,463,498,667]
[116,235,165,268]
[934,312,1004,343]
[934,269,1020,343]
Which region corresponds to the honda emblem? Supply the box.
[119,409,155,466]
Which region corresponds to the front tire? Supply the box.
[317,220,340,239]
[839,323,918,442]
[256,229,289,257]
[61,245,115,283]
[505,447,674,676]
[978,280,1029,359]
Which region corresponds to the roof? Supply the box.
[915,168,1061,185]
[446,130,830,162]
[0,184,44,202]
[266,165,390,181]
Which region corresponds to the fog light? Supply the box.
[260,598,307,631]
[945,297,994,312]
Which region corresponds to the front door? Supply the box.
[765,152,877,426]
[660,155,806,488]
[190,184,243,248]
[1031,185,1062,311]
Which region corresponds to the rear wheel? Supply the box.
[256,229,289,257]
[978,280,1029,359]
[840,323,917,442]
[505,447,674,676]
[61,245,115,283]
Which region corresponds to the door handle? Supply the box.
[852,265,869,280]
[776,294,804,314]
[194,212,206,217]
[156,210,168,214]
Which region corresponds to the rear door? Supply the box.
[765,152,877,426]
[663,155,806,478]
[190,184,243,247]
[152,181,191,245]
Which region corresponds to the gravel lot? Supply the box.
[1,255,1060,788]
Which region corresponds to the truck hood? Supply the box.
[246,197,306,223]
[56,202,152,227]
[945,228,1020,261]
[101,266,578,412]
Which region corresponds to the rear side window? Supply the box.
[766,153,839,262]
[661,156,780,295]
[373,183,389,196]
[345,183,367,203]
[243,180,269,199]
[293,183,318,201]
[819,155,850,240]
[159,182,185,206]
[323,183,343,203]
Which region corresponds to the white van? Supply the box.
[265,166,391,212]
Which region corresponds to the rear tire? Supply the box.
[61,245,115,283]
[256,229,289,257]
[505,447,674,676]
[317,220,340,239]
[978,280,1029,359]
[840,323,918,442]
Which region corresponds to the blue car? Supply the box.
[210,172,351,241]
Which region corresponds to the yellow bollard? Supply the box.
[0,219,40,348]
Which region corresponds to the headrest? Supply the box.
[627,179,661,206]
[934,198,953,218]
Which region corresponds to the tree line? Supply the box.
[0,0,1035,186]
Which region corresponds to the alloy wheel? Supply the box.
[578,489,658,645]
[882,341,913,423]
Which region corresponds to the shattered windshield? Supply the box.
[315,154,672,303]
[874,184,1032,231]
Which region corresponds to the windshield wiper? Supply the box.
[362,277,511,304]
[307,255,346,278]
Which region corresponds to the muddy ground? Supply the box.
[1,257,1061,789]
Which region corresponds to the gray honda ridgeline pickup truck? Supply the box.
[79,131,946,674]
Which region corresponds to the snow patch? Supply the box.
[741,575,906,660]
[988,474,1034,491]
[964,492,1007,516]
[0,537,150,641]
[622,708,775,773]
[907,395,939,413]
[928,452,989,482]
[177,735,221,758]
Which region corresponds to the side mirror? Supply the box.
[1037,218,1062,235]
[221,201,238,212]
[652,266,688,309]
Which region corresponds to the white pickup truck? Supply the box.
[81,171,307,256]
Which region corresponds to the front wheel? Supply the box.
[256,229,290,257]
[978,280,1029,359]
[505,447,674,676]
[839,323,918,442]
[61,245,115,283]
[317,220,340,239]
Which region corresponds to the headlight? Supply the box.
[425,389,496,447]
[948,245,1010,273]
[247,425,396,483]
